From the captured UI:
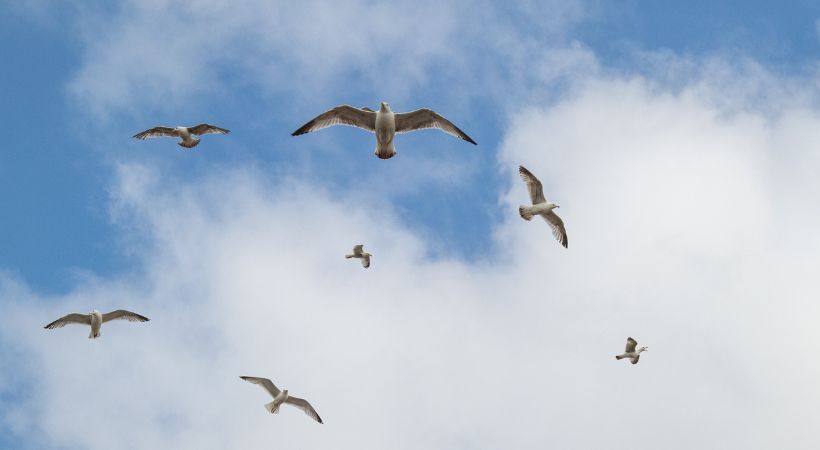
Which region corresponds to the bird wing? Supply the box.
[393,109,477,145]
[361,254,370,268]
[625,337,638,353]
[44,313,91,329]
[187,123,230,136]
[284,396,323,424]
[133,127,178,140]
[631,355,640,365]
[240,376,281,398]
[291,105,376,135]
[101,310,150,323]
[352,244,364,256]
[518,166,546,204]
[542,211,568,248]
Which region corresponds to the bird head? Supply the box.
[639,347,648,353]
[91,309,100,314]
[380,101,390,112]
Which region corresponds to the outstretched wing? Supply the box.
[361,254,371,268]
[394,109,477,145]
[292,105,376,135]
[285,396,323,424]
[44,313,91,329]
[240,376,281,398]
[101,310,150,323]
[543,211,568,248]
[518,166,546,204]
[187,123,230,136]
[625,337,638,353]
[352,244,364,256]
[133,127,178,140]
[631,355,640,365]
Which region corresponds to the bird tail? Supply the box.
[178,138,200,149]
[264,401,280,414]
[89,330,100,339]
[519,206,534,221]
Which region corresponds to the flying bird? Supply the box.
[345,244,372,268]
[615,337,648,364]
[133,124,230,148]
[44,309,150,339]
[292,102,476,159]
[239,376,323,424]
[518,165,568,248]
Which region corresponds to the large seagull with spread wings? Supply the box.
[292,102,476,159]
[240,376,323,424]
[133,124,230,149]
[44,309,150,339]
[517,165,568,248]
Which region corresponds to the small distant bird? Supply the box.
[292,102,476,159]
[518,165,568,248]
[44,309,150,339]
[133,124,230,148]
[345,244,372,268]
[240,376,323,424]
[615,337,648,364]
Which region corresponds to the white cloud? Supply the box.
[64,0,588,118]
[4,59,820,449]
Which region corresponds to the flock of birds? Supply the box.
[42,101,646,425]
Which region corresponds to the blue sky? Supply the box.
[2,2,820,449]
[3,1,819,294]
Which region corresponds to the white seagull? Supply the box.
[240,376,323,424]
[292,102,476,159]
[44,309,150,339]
[133,123,230,148]
[615,337,648,365]
[518,165,568,248]
[345,244,372,268]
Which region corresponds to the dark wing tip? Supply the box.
[317,417,324,424]
[291,123,311,136]
[465,135,477,145]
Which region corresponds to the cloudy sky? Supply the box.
[2,1,820,449]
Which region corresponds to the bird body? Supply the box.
[240,376,322,423]
[292,102,476,159]
[174,126,199,148]
[615,337,648,364]
[133,123,229,149]
[517,165,568,248]
[266,389,289,414]
[44,309,150,339]
[346,244,372,268]
[374,103,397,158]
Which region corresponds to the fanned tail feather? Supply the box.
[519,206,534,220]
[265,401,279,414]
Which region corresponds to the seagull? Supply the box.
[239,376,323,424]
[345,244,372,268]
[292,102,476,159]
[518,165,568,248]
[44,309,150,339]
[615,337,648,364]
[133,124,230,148]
